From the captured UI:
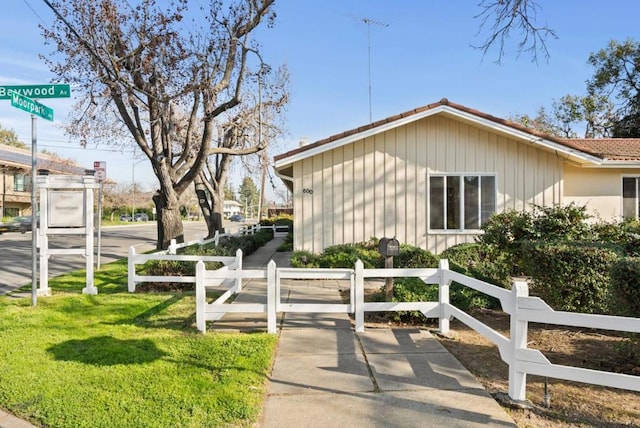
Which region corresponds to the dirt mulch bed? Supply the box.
[434,309,640,427]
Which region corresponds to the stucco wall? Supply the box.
[293,114,564,254]
[563,164,640,220]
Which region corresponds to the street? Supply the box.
[0,221,209,294]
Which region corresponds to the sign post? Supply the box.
[94,161,106,269]
[1,83,71,306]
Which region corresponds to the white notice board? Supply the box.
[48,190,85,227]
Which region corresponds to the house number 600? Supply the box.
[302,188,313,194]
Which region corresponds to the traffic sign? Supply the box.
[10,91,54,121]
[93,161,106,182]
[0,84,70,100]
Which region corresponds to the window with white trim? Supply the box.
[429,174,496,230]
[622,177,640,219]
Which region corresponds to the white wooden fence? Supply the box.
[127,222,289,292]
[195,258,640,401]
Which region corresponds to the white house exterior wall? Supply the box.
[293,115,564,254]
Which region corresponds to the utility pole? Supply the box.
[361,17,388,123]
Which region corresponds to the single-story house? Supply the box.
[223,200,243,218]
[274,98,640,254]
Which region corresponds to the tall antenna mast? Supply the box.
[362,17,388,123]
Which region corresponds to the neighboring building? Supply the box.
[0,144,87,217]
[223,200,242,218]
[274,98,640,254]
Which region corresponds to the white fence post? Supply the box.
[354,260,365,332]
[509,280,530,401]
[438,259,450,335]
[128,246,136,292]
[235,249,243,292]
[196,261,206,333]
[267,260,277,334]
[213,230,220,246]
[169,239,177,255]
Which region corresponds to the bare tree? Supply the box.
[41,0,275,249]
[474,0,557,64]
[195,66,288,236]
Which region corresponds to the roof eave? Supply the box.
[275,105,604,169]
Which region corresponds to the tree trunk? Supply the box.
[195,174,225,239]
[153,190,184,250]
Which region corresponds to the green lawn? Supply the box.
[0,260,277,428]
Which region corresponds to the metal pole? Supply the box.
[131,161,135,219]
[97,183,102,269]
[30,114,37,306]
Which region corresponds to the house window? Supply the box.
[622,177,640,219]
[429,174,496,230]
[14,174,31,192]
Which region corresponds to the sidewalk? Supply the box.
[211,236,517,427]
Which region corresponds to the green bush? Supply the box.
[520,241,619,313]
[290,250,319,268]
[610,257,640,317]
[318,240,382,268]
[441,243,511,289]
[394,244,439,268]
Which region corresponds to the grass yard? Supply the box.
[0,260,277,428]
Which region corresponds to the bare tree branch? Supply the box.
[473,0,558,64]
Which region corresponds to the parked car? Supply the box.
[9,216,38,233]
[119,214,132,222]
[134,213,149,222]
[0,221,10,234]
[229,214,244,222]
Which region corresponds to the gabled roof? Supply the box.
[274,98,640,168]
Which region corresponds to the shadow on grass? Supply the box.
[47,336,167,365]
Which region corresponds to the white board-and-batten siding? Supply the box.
[293,115,563,254]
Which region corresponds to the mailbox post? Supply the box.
[379,237,400,300]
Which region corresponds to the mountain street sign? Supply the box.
[0,84,70,100]
[10,91,54,121]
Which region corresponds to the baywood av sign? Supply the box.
[0,84,71,100]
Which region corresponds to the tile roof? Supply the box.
[274,98,640,163]
[560,138,640,161]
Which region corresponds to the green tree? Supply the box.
[42,0,275,249]
[587,38,640,137]
[238,176,259,217]
[510,94,615,138]
[0,125,26,148]
[224,184,236,201]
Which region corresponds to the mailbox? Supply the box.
[379,237,400,257]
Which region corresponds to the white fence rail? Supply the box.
[194,258,640,401]
[127,222,289,291]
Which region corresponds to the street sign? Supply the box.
[0,84,71,100]
[93,161,106,182]
[10,91,54,121]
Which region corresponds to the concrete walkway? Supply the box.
[210,236,517,427]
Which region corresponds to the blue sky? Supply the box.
[1,1,639,196]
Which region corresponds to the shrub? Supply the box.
[520,241,619,313]
[290,250,319,268]
[610,257,640,317]
[394,244,439,268]
[441,243,511,289]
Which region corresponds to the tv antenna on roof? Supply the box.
[361,17,388,123]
